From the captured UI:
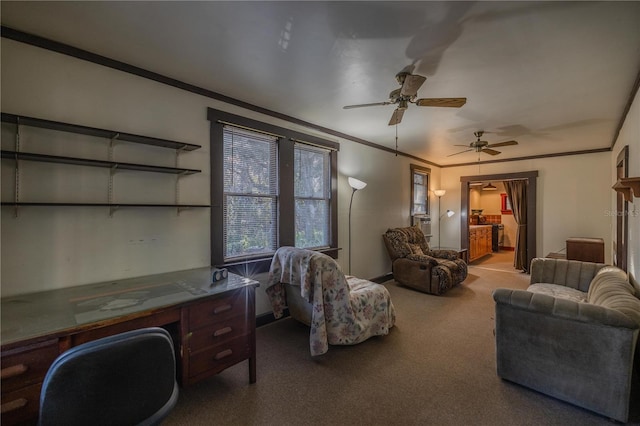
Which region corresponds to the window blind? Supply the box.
[223,125,278,260]
[294,143,330,249]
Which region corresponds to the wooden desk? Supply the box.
[1,268,259,425]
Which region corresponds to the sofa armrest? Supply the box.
[493,288,639,329]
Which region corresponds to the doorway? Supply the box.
[460,171,538,272]
[615,146,629,271]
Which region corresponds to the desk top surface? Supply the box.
[1,268,259,346]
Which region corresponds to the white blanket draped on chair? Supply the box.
[266,247,396,356]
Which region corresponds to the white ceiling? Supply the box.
[2,1,639,166]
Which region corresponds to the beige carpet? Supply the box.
[165,265,638,426]
[469,250,519,273]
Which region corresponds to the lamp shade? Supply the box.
[446,209,455,217]
[348,177,367,190]
[433,189,446,197]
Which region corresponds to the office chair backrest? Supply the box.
[39,327,179,426]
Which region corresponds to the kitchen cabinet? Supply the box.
[469,225,492,262]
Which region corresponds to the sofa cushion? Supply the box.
[587,267,640,327]
[527,283,587,303]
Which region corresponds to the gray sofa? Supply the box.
[493,258,640,422]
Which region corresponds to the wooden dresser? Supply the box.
[1,268,259,425]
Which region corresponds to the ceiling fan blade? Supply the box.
[486,140,518,148]
[400,74,426,97]
[343,101,393,109]
[453,144,471,147]
[482,148,501,156]
[388,109,405,126]
[416,98,467,108]
[447,149,473,157]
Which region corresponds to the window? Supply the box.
[410,164,431,217]
[500,193,513,215]
[209,108,339,266]
[294,144,330,249]
[223,126,278,260]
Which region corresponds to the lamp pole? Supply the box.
[348,177,367,275]
[433,189,446,249]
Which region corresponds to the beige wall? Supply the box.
[2,36,634,313]
[0,39,438,315]
[442,151,613,261]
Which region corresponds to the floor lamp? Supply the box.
[348,177,367,274]
[433,189,447,249]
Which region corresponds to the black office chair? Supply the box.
[39,327,179,426]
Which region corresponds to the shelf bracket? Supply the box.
[109,204,120,217]
[108,164,118,211]
[174,146,189,215]
[177,206,192,215]
[108,133,120,161]
[14,118,21,218]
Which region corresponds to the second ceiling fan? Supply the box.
[449,131,518,157]
[343,66,467,125]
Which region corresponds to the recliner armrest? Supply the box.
[428,249,459,261]
[493,288,639,329]
[405,253,438,266]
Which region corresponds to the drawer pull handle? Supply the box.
[214,349,233,360]
[214,326,233,337]
[1,398,28,414]
[0,364,28,379]
[213,304,232,315]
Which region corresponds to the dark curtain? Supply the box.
[504,180,527,271]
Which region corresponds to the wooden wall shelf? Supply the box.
[1,112,204,215]
[1,202,209,208]
[1,150,201,175]
[1,113,201,151]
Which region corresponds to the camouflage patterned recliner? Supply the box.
[383,225,467,295]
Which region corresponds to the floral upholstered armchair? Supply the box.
[266,247,396,356]
[383,225,467,295]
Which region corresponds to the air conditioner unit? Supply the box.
[412,214,432,243]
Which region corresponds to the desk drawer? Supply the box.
[1,382,41,425]
[188,335,251,378]
[189,314,249,351]
[1,339,58,393]
[188,288,246,326]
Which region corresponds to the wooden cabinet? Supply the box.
[469,225,492,262]
[183,287,256,385]
[1,269,258,425]
[1,339,59,425]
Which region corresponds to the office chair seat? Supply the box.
[39,327,179,426]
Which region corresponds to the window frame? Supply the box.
[208,108,339,269]
[294,143,332,250]
[222,126,279,261]
[410,164,431,218]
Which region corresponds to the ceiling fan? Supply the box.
[343,67,467,126]
[449,131,518,157]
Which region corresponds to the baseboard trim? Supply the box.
[370,273,394,284]
[256,308,290,328]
